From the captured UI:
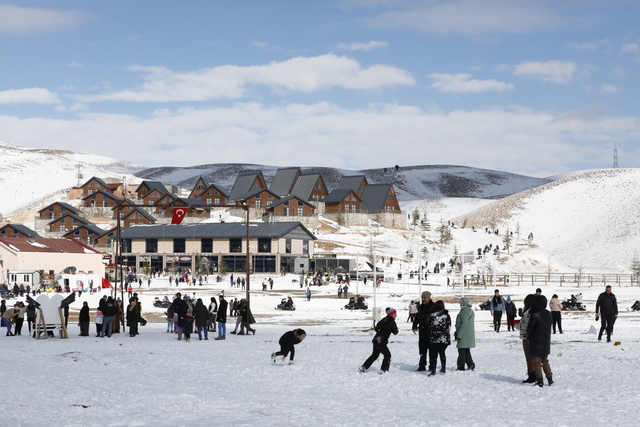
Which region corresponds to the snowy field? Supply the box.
[1,274,639,427]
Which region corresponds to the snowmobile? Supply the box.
[153,296,172,308]
[561,298,586,311]
[344,296,368,310]
[479,300,491,310]
[629,300,640,312]
[275,297,295,311]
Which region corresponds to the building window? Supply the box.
[214,198,220,205]
[386,205,394,212]
[201,238,213,253]
[352,204,357,213]
[173,238,186,253]
[298,200,304,206]
[229,238,242,253]
[303,241,309,255]
[258,238,271,253]
[255,200,261,209]
[122,239,132,254]
[146,239,158,253]
[285,238,291,254]
[283,207,290,216]
[206,198,212,204]
[297,207,304,216]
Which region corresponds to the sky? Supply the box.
[0,0,639,177]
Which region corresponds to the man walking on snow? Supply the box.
[595,285,618,343]
[412,291,435,372]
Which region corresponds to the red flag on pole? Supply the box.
[171,207,188,224]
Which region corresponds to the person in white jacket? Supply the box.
[549,294,563,334]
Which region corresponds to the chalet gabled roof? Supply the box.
[264,195,315,209]
[229,170,265,201]
[235,188,280,202]
[81,176,110,190]
[0,224,42,238]
[121,222,317,240]
[62,223,107,237]
[336,175,368,194]
[112,198,137,210]
[137,180,168,196]
[37,202,81,215]
[154,193,179,205]
[81,189,122,202]
[360,184,395,213]
[324,188,360,204]
[200,183,230,198]
[290,173,326,201]
[47,213,92,226]
[269,167,301,197]
[122,207,156,222]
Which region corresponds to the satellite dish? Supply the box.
[63,266,77,274]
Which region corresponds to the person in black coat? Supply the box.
[126,298,140,337]
[171,293,189,341]
[595,286,618,342]
[526,295,553,387]
[359,308,399,373]
[216,295,228,340]
[193,299,209,340]
[505,297,517,331]
[79,301,91,336]
[412,291,435,371]
[271,328,306,364]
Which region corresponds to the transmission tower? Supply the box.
[613,142,618,168]
[76,164,83,186]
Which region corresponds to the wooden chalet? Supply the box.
[269,167,301,197]
[79,177,115,198]
[63,223,107,246]
[192,184,230,206]
[0,224,42,238]
[37,202,81,220]
[48,213,91,233]
[82,189,122,208]
[229,170,267,201]
[290,173,329,203]
[235,188,280,210]
[141,187,170,205]
[323,189,362,214]
[187,176,209,199]
[264,196,315,217]
[121,207,157,228]
[157,197,211,218]
[94,227,118,250]
[136,181,169,200]
[112,199,137,219]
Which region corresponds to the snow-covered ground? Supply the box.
[2,273,638,426]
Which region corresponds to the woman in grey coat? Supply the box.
[454,297,475,371]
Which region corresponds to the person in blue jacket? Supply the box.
[489,289,506,332]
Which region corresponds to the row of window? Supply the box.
[136,238,297,254]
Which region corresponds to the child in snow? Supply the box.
[94,308,104,337]
[359,307,399,373]
[165,306,175,333]
[183,309,195,342]
[271,328,306,364]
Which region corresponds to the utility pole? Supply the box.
[613,142,619,168]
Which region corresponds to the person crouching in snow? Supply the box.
[272,328,306,364]
[359,308,399,373]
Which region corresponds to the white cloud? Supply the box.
[429,73,514,93]
[77,54,416,102]
[513,60,577,84]
[600,84,620,94]
[567,39,609,51]
[0,4,84,35]
[0,88,60,104]
[620,43,639,54]
[1,102,637,177]
[336,41,389,51]
[67,62,84,68]
[366,0,562,35]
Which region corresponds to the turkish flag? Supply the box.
[171,207,188,224]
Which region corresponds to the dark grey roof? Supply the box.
[123,207,156,222]
[0,224,42,238]
[336,175,367,194]
[324,188,359,203]
[154,193,179,204]
[229,170,264,201]
[38,202,81,214]
[202,184,230,198]
[81,176,110,190]
[264,195,314,209]
[48,213,92,225]
[269,167,301,197]
[360,184,394,213]
[236,188,279,201]
[138,181,168,196]
[290,173,321,201]
[121,222,316,240]
[63,223,106,237]
[81,189,122,201]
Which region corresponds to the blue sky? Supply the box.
[0,0,639,177]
